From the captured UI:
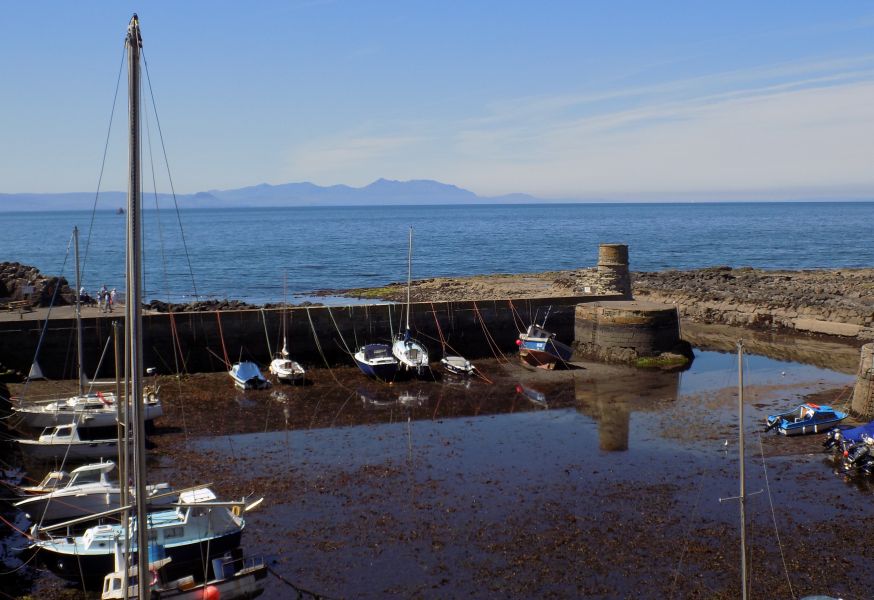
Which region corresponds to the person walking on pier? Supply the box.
[109,288,117,312]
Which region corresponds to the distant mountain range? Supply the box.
[0,179,543,211]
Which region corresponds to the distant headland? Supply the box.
[0,179,541,212]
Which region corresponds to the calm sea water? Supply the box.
[0,202,871,304]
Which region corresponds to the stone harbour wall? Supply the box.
[632,267,874,340]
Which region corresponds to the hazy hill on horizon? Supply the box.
[0,179,541,212]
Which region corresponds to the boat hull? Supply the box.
[354,357,399,381]
[392,338,429,375]
[519,340,573,369]
[17,439,120,461]
[16,402,163,429]
[36,530,243,589]
[778,418,847,436]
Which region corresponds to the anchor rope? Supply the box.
[214,311,231,369]
[267,565,341,599]
[305,307,349,390]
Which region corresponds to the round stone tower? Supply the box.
[852,343,874,417]
[597,243,631,299]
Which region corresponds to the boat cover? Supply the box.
[232,362,264,382]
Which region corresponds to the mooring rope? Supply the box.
[214,311,231,369]
[305,307,348,390]
[472,301,509,364]
[267,565,341,599]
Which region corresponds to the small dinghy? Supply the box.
[440,355,475,376]
[354,344,399,381]
[229,361,271,390]
[765,403,847,436]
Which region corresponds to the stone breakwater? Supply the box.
[632,267,874,340]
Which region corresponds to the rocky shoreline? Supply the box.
[333,266,874,341]
[3,260,871,340]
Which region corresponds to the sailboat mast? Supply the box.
[405,226,412,331]
[73,226,85,396]
[282,270,288,354]
[737,340,747,600]
[125,14,149,600]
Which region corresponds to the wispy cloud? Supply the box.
[285,56,874,199]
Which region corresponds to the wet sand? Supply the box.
[3,330,869,599]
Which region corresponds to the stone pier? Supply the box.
[851,343,874,417]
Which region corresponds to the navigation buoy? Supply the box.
[200,585,220,600]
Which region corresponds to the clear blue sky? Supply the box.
[3,1,874,200]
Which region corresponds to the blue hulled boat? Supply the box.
[765,403,847,436]
[354,344,399,381]
[517,324,573,369]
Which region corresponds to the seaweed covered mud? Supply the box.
[6,323,872,599]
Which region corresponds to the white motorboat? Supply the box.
[229,362,271,390]
[14,461,172,522]
[392,227,430,375]
[15,421,123,461]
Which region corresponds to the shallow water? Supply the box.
[161,351,859,599]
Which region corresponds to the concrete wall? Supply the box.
[0,295,622,379]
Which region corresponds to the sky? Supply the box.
[2,1,874,200]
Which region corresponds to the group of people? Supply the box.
[78,285,118,313]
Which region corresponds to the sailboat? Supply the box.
[269,273,305,383]
[27,16,264,597]
[392,227,429,375]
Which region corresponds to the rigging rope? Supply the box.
[80,46,125,286]
[757,435,796,599]
[21,232,73,402]
[142,50,199,301]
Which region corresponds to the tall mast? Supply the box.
[282,270,288,356]
[73,226,85,395]
[737,340,747,600]
[125,14,149,600]
[405,226,412,331]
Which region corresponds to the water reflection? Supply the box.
[575,369,681,452]
[516,383,548,409]
[358,386,430,410]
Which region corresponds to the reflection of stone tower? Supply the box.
[852,343,874,417]
[575,369,681,452]
[597,244,631,299]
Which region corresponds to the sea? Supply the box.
[0,201,872,305]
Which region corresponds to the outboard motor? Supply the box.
[823,428,843,451]
[764,416,781,432]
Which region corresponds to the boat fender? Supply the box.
[232,505,242,517]
[150,567,159,586]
